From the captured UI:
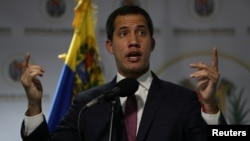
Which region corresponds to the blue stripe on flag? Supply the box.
[47,64,74,132]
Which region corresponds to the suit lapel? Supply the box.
[136,74,166,141]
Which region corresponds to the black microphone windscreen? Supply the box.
[117,78,139,97]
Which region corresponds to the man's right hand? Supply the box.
[20,53,44,116]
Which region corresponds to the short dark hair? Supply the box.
[106,5,154,40]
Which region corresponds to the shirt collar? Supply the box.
[116,70,153,91]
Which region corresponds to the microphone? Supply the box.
[78,78,139,141]
[86,77,139,108]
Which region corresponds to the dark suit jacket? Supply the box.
[21,72,226,141]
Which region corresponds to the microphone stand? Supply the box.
[108,100,117,141]
[78,105,87,141]
[78,100,118,141]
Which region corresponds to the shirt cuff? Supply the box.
[24,113,44,136]
[201,109,220,125]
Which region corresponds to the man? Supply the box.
[20,5,226,141]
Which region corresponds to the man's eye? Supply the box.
[120,32,127,37]
[138,30,146,36]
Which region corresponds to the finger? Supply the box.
[197,79,209,90]
[33,78,43,91]
[30,67,44,77]
[211,47,218,71]
[190,71,208,79]
[189,61,208,70]
[22,53,31,74]
[190,69,219,84]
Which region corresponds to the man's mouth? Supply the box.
[127,52,141,61]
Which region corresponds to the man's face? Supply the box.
[106,14,155,78]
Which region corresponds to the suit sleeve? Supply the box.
[21,117,50,141]
[219,111,227,125]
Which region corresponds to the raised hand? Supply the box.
[189,48,220,114]
[20,53,44,116]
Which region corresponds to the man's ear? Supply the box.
[105,40,113,54]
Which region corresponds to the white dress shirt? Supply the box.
[117,71,152,134]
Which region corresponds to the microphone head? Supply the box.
[117,78,139,97]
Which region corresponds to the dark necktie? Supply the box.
[125,94,137,141]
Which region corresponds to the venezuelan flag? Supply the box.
[48,0,104,132]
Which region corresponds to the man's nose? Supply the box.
[128,33,140,48]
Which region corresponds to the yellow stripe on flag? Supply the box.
[48,0,104,132]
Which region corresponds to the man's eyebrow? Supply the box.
[116,24,147,31]
[137,25,148,29]
[118,26,129,30]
